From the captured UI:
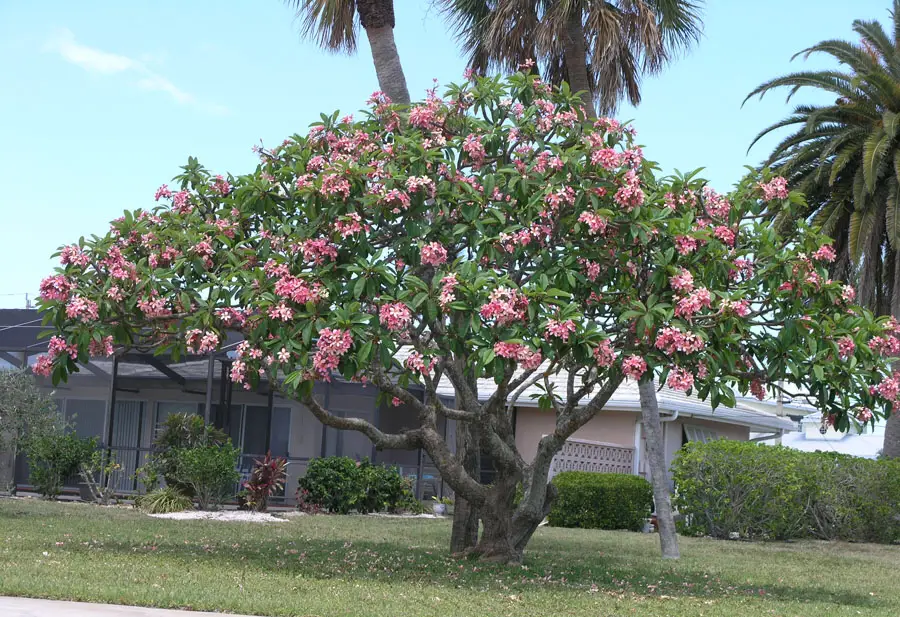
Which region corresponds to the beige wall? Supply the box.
[656,417,750,480]
[514,407,637,464]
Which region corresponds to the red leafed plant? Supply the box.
[243,452,287,512]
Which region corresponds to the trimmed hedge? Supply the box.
[672,440,900,543]
[548,471,653,531]
[298,456,418,514]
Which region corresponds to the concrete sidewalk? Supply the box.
[0,596,259,616]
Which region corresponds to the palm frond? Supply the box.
[286,0,357,54]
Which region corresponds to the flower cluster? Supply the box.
[313,328,353,380]
[60,245,90,267]
[39,275,72,302]
[494,342,542,370]
[669,268,694,293]
[300,238,338,265]
[674,287,712,320]
[758,176,789,201]
[480,287,528,326]
[812,244,836,263]
[65,296,99,323]
[593,339,616,367]
[666,366,694,392]
[185,329,220,354]
[405,350,437,376]
[837,336,856,359]
[421,242,448,267]
[438,273,459,310]
[655,327,704,355]
[545,319,576,342]
[622,355,648,380]
[577,211,608,236]
[88,336,115,358]
[379,302,412,332]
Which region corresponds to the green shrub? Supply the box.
[671,440,811,540]
[298,457,418,514]
[151,414,228,496]
[672,440,900,543]
[173,444,240,510]
[548,472,653,531]
[24,433,97,499]
[136,486,193,514]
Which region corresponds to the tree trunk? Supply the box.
[363,26,410,105]
[638,380,681,559]
[884,250,900,458]
[450,422,480,554]
[469,476,547,565]
[563,9,593,113]
[0,437,16,494]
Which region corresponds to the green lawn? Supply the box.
[0,499,897,616]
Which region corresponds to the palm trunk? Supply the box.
[638,381,681,559]
[364,26,410,105]
[883,250,900,458]
[563,9,593,113]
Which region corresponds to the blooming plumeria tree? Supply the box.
[37,72,897,563]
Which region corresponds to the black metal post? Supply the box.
[218,360,228,429]
[101,355,119,489]
[204,355,214,424]
[319,384,331,457]
[370,400,381,463]
[265,388,273,454]
[223,362,233,435]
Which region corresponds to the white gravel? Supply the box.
[149,510,287,523]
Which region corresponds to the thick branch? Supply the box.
[300,391,421,450]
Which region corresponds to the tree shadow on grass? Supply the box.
[62,529,886,612]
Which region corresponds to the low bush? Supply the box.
[151,414,228,496]
[173,443,240,510]
[548,472,653,531]
[136,486,193,514]
[24,433,97,499]
[298,456,418,514]
[672,440,900,543]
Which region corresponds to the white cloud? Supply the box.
[49,28,135,74]
[46,29,227,115]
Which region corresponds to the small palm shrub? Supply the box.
[136,486,193,514]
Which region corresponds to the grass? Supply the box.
[1,499,897,616]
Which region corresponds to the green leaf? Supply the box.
[862,128,889,193]
[353,276,367,299]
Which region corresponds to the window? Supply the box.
[219,404,291,458]
[65,399,107,439]
[683,425,719,443]
[154,402,202,428]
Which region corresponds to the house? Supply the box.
[0,309,797,501]
[740,393,886,459]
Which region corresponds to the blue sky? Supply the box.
[0,0,889,308]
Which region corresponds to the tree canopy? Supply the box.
[36,72,897,561]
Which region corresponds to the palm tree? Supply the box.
[439,0,703,114]
[286,0,411,104]
[745,1,900,458]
